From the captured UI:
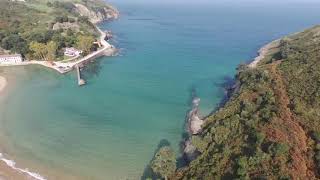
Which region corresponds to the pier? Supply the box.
[76,65,86,86]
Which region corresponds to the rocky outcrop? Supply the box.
[183,140,200,161]
[187,98,204,135]
[74,3,119,24]
[52,22,80,31]
[182,97,204,162]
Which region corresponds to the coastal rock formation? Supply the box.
[182,97,204,162]
[52,22,80,31]
[74,3,119,24]
[187,98,203,135]
[248,39,280,68]
[183,140,199,161]
[175,25,320,180]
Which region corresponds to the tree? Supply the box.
[1,34,29,55]
[52,33,66,48]
[76,35,95,55]
[29,41,47,60]
[151,146,176,180]
[46,41,58,61]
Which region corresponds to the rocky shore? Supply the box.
[74,3,119,24]
[182,39,277,162]
[248,39,280,68]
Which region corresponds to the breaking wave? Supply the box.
[0,153,46,180]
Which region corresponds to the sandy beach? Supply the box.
[0,76,7,93]
[0,161,30,180]
[0,77,31,179]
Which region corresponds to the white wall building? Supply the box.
[0,54,23,64]
[64,48,82,57]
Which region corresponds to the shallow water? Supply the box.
[1,1,320,179]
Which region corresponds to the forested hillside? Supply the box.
[0,0,118,60]
[174,25,320,179]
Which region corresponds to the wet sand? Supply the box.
[0,161,30,180]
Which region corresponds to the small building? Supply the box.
[0,54,23,64]
[64,48,82,57]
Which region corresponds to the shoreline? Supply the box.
[0,75,47,179]
[0,153,46,180]
[0,26,117,74]
[187,39,277,133]
[183,39,278,160]
[248,39,280,68]
[0,1,120,178]
[0,18,118,180]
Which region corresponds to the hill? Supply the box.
[174,25,320,179]
[0,0,118,60]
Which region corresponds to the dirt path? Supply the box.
[268,62,315,179]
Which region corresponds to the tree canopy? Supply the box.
[76,35,95,55]
[151,146,176,180]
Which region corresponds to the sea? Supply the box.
[0,1,320,179]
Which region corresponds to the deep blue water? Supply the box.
[0,1,320,179]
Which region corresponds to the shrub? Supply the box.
[47,2,53,7]
[315,152,320,161]
[52,1,75,11]
[236,157,249,177]
[312,131,320,142]
[255,132,265,146]
[78,16,90,24]
[55,15,69,23]
[191,136,207,153]
[269,143,289,157]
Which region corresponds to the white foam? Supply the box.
[0,153,47,180]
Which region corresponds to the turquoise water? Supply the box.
[1,1,320,179]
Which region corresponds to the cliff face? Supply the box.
[174,25,320,179]
[74,3,119,24]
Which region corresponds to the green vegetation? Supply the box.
[0,0,117,60]
[151,146,177,180]
[172,25,320,179]
[76,35,95,55]
[29,41,58,61]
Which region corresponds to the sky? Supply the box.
[108,0,320,3]
[106,0,320,7]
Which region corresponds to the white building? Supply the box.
[64,48,82,57]
[0,54,23,64]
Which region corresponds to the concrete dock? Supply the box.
[76,65,86,86]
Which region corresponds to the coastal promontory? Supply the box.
[172,25,320,179]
